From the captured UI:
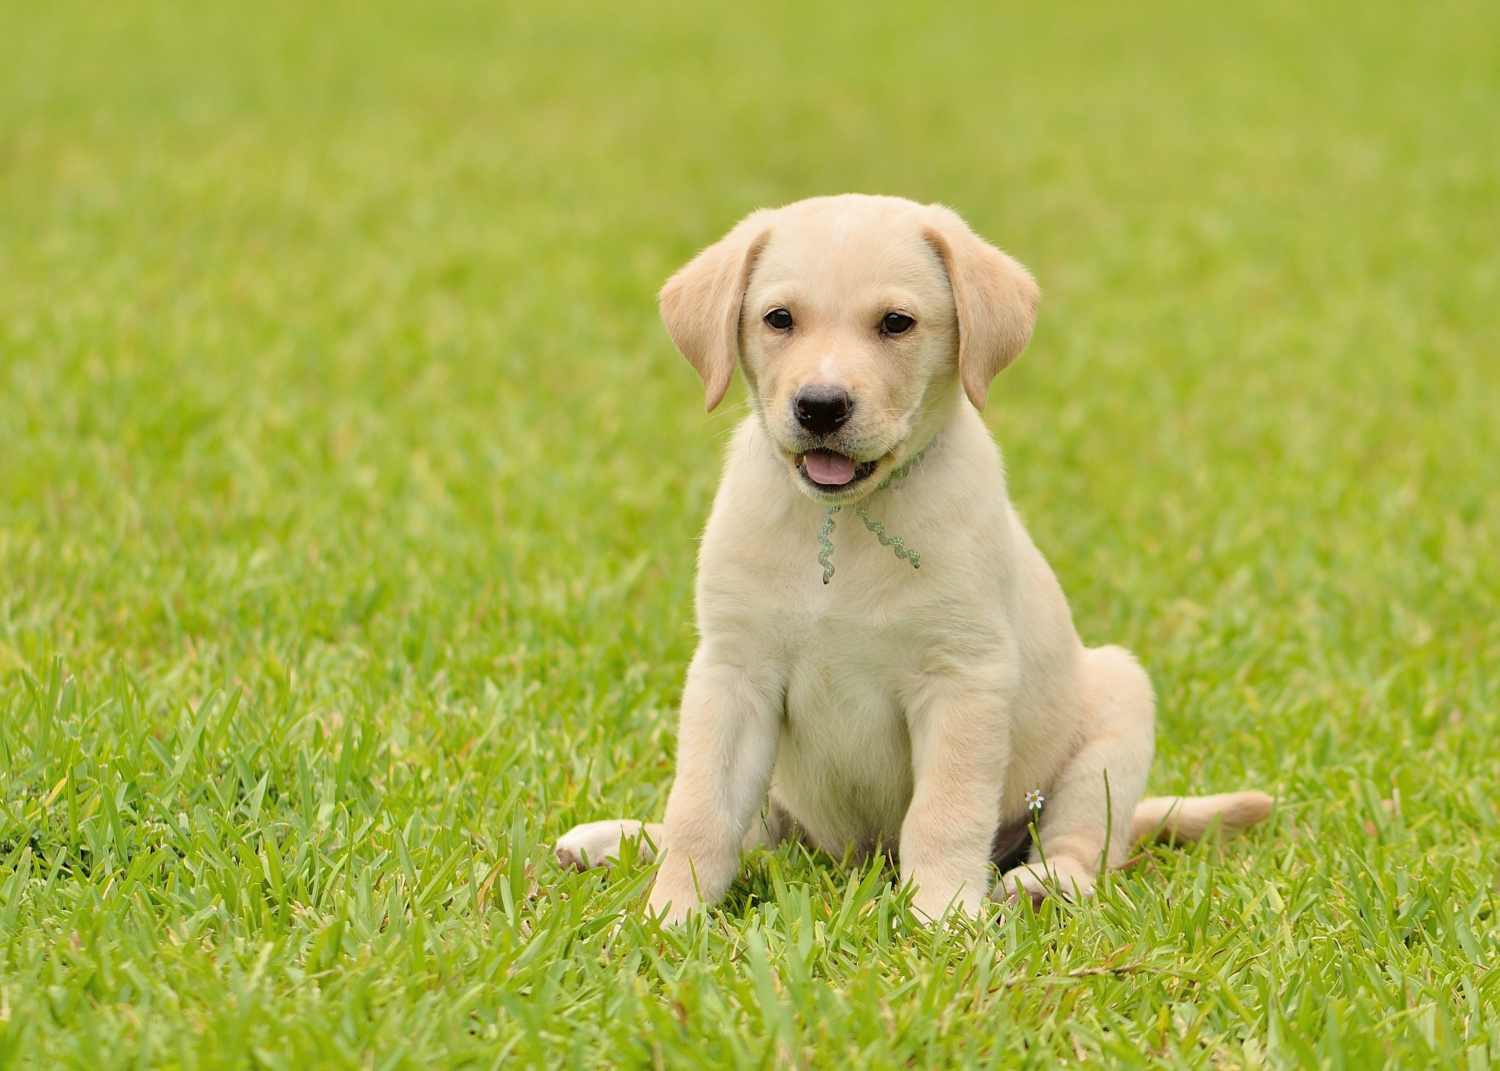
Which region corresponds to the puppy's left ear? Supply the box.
[924,205,1041,409]
[659,210,773,412]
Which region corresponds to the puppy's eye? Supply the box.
[881,312,915,336]
[764,308,794,331]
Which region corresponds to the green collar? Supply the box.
[815,439,934,585]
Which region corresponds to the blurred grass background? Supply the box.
[2,1,1498,1066]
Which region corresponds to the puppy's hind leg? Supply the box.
[998,645,1155,903]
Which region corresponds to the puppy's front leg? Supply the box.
[900,680,1010,921]
[647,653,780,924]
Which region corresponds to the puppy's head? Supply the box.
[660,195,1039,502]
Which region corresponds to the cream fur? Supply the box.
[556,194,1272,923]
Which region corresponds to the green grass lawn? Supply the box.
[3,1,1498,1065]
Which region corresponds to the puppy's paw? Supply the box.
[555,819,653,871]
[910,881,986,924]
[646,878,702,927]
[998,855,1097,906]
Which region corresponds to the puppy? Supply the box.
[557,194,1271,923]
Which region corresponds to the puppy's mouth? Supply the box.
[797,449,880,491]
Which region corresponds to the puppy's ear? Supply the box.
[659,211,773,412]
[923,205,1040,409]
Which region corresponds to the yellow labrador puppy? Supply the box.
[557,194,1271,923]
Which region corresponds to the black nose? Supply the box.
[793,386,853,436]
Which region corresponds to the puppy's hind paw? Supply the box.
[554,819,657,871]
[997,856,1097,907]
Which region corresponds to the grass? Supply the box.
[2,0,1498,1065]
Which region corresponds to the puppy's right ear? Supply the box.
[659,211,772,412]
[923,204,1040,410]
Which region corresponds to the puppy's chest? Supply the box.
[780,619,914,719]
[737,528,969,702]
[775,628,916,849]
[780,638,908,775]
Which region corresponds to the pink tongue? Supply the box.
[804,449,856,486]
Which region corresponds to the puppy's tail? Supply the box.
[1130,791,1274,844]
